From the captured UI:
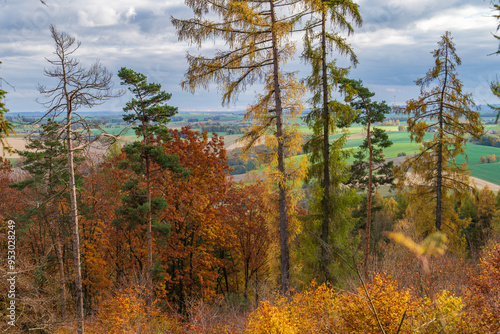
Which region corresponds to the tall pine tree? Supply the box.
[116,68,185,308]
[302,0,361,281]
[343,79,393,278]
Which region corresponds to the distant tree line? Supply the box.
[227,147,261,175]
[197,122,251,134]
[469,130,500,148]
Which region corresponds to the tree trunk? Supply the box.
[270,0,290,294]
[67,126,84,334]
[320,9,331,282]
[364,108,373,279]
[436,141,443,231]
[436,44,449,231]
[55,215,67,321]
[146,146,153,309]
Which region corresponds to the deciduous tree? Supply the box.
[225,182,271,302]
[154,127,230,312]
[172,0,305,293]
[396,31,483,231]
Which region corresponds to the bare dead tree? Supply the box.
[38,25,121,334]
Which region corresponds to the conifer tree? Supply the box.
[172,0,305,293]
[302,0,361,281]
[116,67,185,308]
[10,119,70,320]
[343,79,393,278]
[397,31,483,231]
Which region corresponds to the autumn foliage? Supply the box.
[464,244,500,332]
[2,125,500,333]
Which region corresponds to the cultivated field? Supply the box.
[5,113,500,186]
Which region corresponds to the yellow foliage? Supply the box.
[246,283,339,334]
[246,275,466,333]
[463,243,500,332]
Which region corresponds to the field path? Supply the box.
[470,176,500,191]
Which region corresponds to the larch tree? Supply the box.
[38,25,120,334]
[489,0,500,123]
[302,0,361,281]
[172,0,305,293]
[343,79,393,278]
[0,66,15,154]
[396,31,483,232]
[116,68,185,309]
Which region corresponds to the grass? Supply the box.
[469,162,500,185]
[456,144,500,165]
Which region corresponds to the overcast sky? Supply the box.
[0,0,498,113]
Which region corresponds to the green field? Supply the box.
[456,144,500,165]
[469,163,500,185]
[7,112,500,185]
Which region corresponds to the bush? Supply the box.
[463,244,500,332]
[87,288,181,334]
[245,275,464,333]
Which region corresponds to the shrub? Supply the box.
[463,244,500,332]
[245,274,465,334]
[245,283,339,334]
[87,288,181,334]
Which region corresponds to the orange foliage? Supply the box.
[155,127,233,309]
[224,182,271,301]
[464,244,500,332]
[88,287,182,334]
[246,283,339,334]
[79,156,124,307]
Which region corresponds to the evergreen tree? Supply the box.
[343,79,393,278]
[10,119,70,320]
[116,68,185,308]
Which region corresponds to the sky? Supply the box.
[0,0,499,113]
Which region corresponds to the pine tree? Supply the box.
[396,31,484,231]
[343,79,393,278]
[10,119,70,320]
[116,68,185,308]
